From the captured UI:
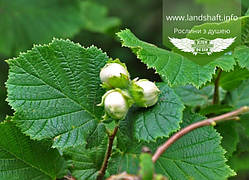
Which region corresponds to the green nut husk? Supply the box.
[98,89,133,120]
[130,78,160,108]
[100,59,130,89]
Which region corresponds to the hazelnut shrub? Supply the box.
[3,27,249,180]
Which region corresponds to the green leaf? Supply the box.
[242,0,249,9]
[111,83,184,145]
[199,104,233,116]
[229,153,249,173]
[153,110,236,180]
[86,123,107,149]
[241,16,249,45]
[212,55,236,72]
[239,114,249,138]
[234,46,249,70]
[111,110,235,180]
[80,1,121,33]
[219,66,249,91]
[228,122,249,175]
[116,109,138,152]
[0,0,82,56]
[108,141,142,175]
[246,9,249,16]
[132,83,184,142]
[216,122,239,158]
[174,85,226,107]
[109,112,142,175]
[6,39,108,149]
[0,121,67,180]
[228,118,249,176]
[227,79,249,108]
[235,122,249,154]
[117,29,235,88]
[64,141,106,180]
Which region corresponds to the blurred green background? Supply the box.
[0,0,248,179]
[0,0,163,122]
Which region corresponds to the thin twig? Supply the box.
[213,68,222,104]
[152,106,249,163]
[64,175,76,180]
[97,126,119,180]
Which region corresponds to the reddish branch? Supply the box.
[152,106,249,163]
[97,126,119,180]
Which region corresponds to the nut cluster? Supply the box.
[98,59,160,120]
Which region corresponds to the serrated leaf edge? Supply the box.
[116,29,237,89]
[5,38,108,147]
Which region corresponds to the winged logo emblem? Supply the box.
[169,37,236,55]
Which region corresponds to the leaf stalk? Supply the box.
[97,126,119,180]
